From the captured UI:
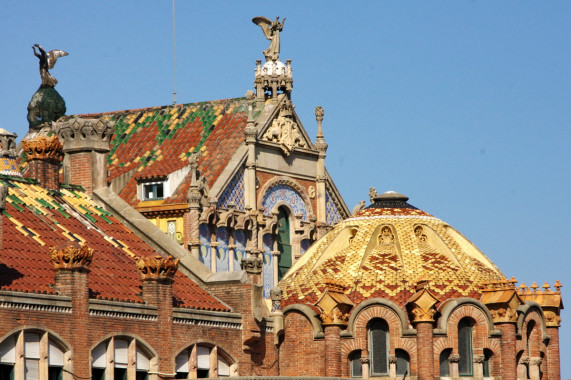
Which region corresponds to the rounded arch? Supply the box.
[0,326,72,353]
[517,301,549,342]
[89,332,158,359]
[435,297,499,337]
[283,304,324,339]
[258,176,313,221]
[344,298,415,338]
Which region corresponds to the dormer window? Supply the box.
[142,181,165,200]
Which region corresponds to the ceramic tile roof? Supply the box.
[79,98,259,207]
[279,196,506,308]
[0,175,228,311]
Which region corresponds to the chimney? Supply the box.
[22,135,63,190]
[54,117,114,194]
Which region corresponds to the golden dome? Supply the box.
[280,191,506,307]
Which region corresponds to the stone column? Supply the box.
[22,135,63,190]
[360,351,370,380]
[55,117,114,194]
[449,354,460,378]
[473,354,485,379]
[244,91,257,211]
[389,355,397,379]
[529,357,542,380]
[314,106,330,239]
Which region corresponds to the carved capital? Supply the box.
[449,354,461,363]
[360,357,370,365]
[519,356,530,365]
[49,242,93,271]
[240,256,263,274]
[529,357,542,366]
[388,355,398,364]
[55,117,114,152]
[22,135,63,163]
[270,286,283,312]
[473,354,485,364]
[136,255,179,282]
[315,278,353,327]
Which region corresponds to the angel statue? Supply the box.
[32,44,68,87]
[252,16,285,62]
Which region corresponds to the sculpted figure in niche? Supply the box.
[378,226,394,245]
[252,16,286,61]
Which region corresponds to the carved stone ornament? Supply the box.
[0,129,17,157]
[529,357,542,366]
[449,354,461,363]
[406,282,439,323]
[0,186,8,211]
[32,44,68,88]
[543,310,562,327]
[473,354,485,364]
[49,242,93,271]
[136,255,179,282]
[262,102,307,156]
[252,16,285,62]
[519,356,530,365]
[240,257,263,274]
[481,279,523,323]
[388,355,398,364]
[270,286,283,312]
[360,357,370,365]
[308,186,316,199]
[22,135,63,163]
[315,278,354,327]
[54,117,114,152]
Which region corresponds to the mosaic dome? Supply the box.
[280,191,506,307]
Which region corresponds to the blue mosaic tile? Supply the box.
[199,223,212,270]
[326,189,342,225]
[217,167,245,211]
[262,184,307,222]
[216,226,229,271]
[234,229,246,271]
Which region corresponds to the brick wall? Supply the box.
[280,311,325,376]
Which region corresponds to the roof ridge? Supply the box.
[75,97,248,118]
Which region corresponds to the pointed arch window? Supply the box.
[458,318,474,376]
[368,318,389,376]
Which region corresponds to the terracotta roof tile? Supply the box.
[0,175,228,311]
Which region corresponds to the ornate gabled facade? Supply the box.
[65,35,349,298]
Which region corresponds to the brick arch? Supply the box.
[446,304,490,354]
[341,338,367,357]
[434,337,454,376]
[89,332,158,359]
[347,298,412,338]
[521,311,545,357]
[173,341,238,367]
[0,326,72,353]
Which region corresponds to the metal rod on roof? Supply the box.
[172,0,178,105]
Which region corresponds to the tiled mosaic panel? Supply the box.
[262,234,275,298]
[217,166,245,211]
[234,229,246,271]
[216,226,229,272]
[199,224,212,270]
[0,158,21,177]
[262,184,307,222]
[326,189,343,225]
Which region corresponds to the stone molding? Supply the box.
[22,135,63,163]
[55,117,114,152]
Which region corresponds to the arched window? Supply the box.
[440,348,452,377]
[458,318,474,376]
[92,337,152,380]
[368,319,389,376]
[276,206,292,281]
[348,350,362,378]
[483,349,493,378]
[175,344,234,378]
[0,330,67,380]
[395,349,410,377]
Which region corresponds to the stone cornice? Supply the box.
[0,291,72,314]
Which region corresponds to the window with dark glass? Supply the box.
[276,207,292,281]
[483,349,493,378]
[440,348,452,377]
[368,319,389,376]
[349,350,362,378]
[458,318,473,376]
[395,349,410,377]
[143,182,164,200]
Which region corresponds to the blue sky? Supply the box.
[1,1,570,376]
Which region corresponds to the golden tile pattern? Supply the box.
[280,207,505,307]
